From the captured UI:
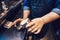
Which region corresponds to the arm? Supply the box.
[23,10,30,19]
[13,0,30,29]
[40,12,60,24]
[23,0,30,19]
[26,12,60,34]
[26,0,60,34]
[41,0,60,24]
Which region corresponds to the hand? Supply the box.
[26,18,45,34]
[13,18,30,30]
[13,18,23,30]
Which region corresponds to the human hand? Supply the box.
[26,18,45,34]
[13,18,23,30]
[13,18,30,30]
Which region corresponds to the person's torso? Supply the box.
[29,0,60,40]
[29,0,55,19]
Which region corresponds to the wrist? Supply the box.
[38,17,46,24]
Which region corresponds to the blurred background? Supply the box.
[0,0,23,40]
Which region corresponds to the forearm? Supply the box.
[23,10,30,19]
[40,12,60,24]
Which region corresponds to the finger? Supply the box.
[26,21,35,28]
[27,21,30,24]
[13,22,16,27]
[31,26,39,33]
[34,24,43,34]
[17,26,23,30]
[34,29,40,34]
[13,18,22,26]
[28,24,38,32]
[27,20,30,24]
[13,23,16,27]
[13,18,22,24]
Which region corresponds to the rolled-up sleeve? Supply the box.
[23,0,30,10]
[51,0,60,15]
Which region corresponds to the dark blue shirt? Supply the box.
[23,0,60,29]
[24,0,60,19]
[24,0,60,39]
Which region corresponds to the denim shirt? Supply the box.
[24,0,60,18]
[24,0,60,40]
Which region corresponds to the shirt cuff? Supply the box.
[23,6,30,10]
[51,8,60,15]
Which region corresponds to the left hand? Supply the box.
[26,18,45,34]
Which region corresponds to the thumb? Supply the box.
[13,18,23,27]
